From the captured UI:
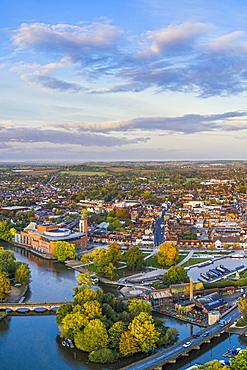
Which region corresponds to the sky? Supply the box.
[2,0,247,162]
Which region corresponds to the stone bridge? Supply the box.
[0,301,73,312]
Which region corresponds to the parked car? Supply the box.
[183,341,192,348]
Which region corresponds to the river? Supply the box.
[0,244,245,370]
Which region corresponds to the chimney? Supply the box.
[190,278,194,300]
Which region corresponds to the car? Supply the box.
[202,331,210,337]
[193,334,200,338]
[183,341,192,348]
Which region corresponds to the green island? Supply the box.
[56,272,178,364]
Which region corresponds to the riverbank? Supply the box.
[0,284,28,321]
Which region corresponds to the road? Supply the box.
[120,307,240,370]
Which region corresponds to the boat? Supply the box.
[230,253,244,258]
[198,260,214,267]
[235,265,244,270]
[222,347,243,358]
[61,338,74,348]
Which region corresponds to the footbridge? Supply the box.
[0,301,72,312]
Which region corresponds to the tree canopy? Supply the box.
[53,241,76,261]
[156,243,179,266]
[162,266,189,286]
[56,273,177,363]
[125,246,145,271]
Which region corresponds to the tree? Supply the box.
[76,272,93,287]
[0,272,10,300]
[198,359,229,369]
[162,266,189,286]
[128,312,160,352]
[14,263,31,285]
[74,319,109,352]
[0,221,16,242]
[61,311,88,337]
[119,331,140,356]
[108,243,122,266]
[81,246,119,279]
[230,348,247,370]
[127,299,152,318]
[52,241,75,261]
[238,298,247,323]
[156,243,179,266]
[125,246,145,271]
[108,321,125,350]
[89,348,119,363]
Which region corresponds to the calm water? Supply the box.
[0,243,245,370]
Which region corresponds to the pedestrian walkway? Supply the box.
[177,250,193,266]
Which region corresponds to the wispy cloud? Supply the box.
[8,20,247,97]
[0,126,147,147]
[54,111,247,134]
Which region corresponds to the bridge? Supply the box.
[0,301,72,312]
[119,307,240,370]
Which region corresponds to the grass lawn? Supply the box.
[182,257,210,267]
[143,255,164,269]
[176,253,188,264]
[235,319,247,327]
[0,312,6,318]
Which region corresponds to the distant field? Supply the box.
[12,168,61,176]
[60,171,107,176]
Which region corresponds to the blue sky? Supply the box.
[1,0,247,162]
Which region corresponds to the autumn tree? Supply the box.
[198,359,227,369]
[162,266,189,286]
[230,349,247,370]
[74,319,109,352]
[238,298,247,323]
[14,262,31,285]
[0,272,10,300]
[119,331,140,356]
[127,299,152,318]
[125,246,145,271]
[128,312,160,352]
[80,244,121,279]
[76,272,93,287]
[53,241,76,261]
[156,242,179,266]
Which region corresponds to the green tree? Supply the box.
[162,266,189,286]
[108,243,122,266]
[128,312,160,352]
[156,243,179,266]
[0,272,10,300]
[52,241,76,261]
[74,319,109,352]
[14,263,31,285]
[125,246,145,271]
[109,321,125,350]
[89,348,119,363]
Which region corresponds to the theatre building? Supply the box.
[14,217,88,256]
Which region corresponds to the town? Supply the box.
[1,161,247,369]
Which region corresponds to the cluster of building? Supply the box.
[1,170,247,254]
